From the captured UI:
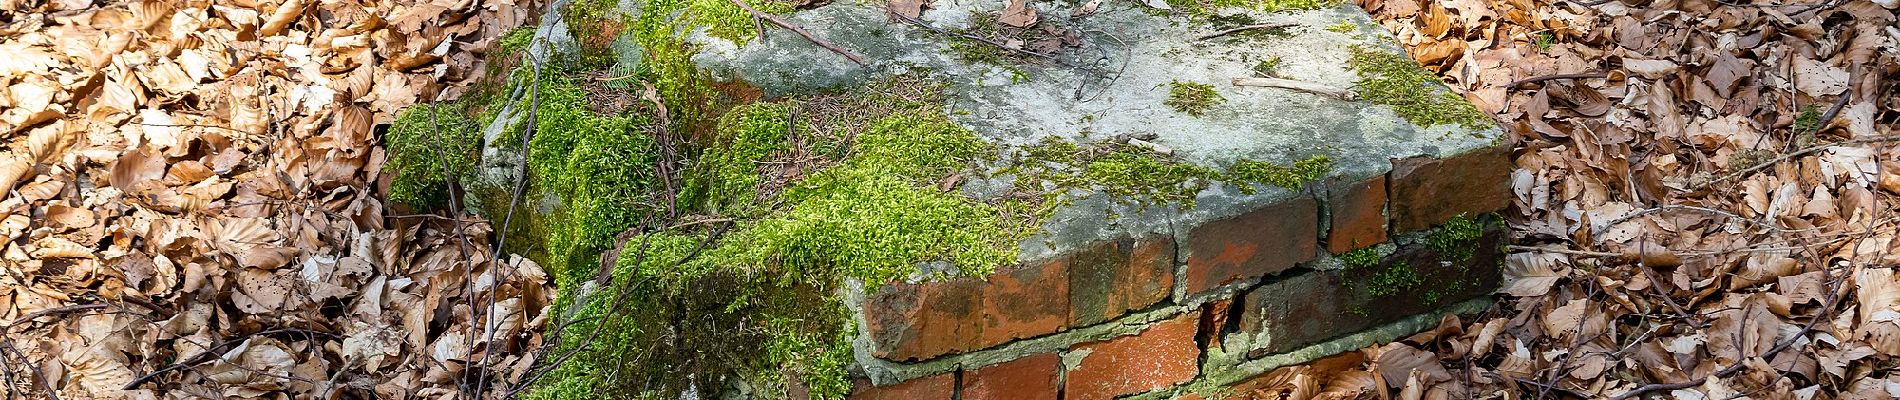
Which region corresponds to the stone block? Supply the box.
[1182,197,1319,297]
[1388,145,1511,233]
[1065,315,1201,400]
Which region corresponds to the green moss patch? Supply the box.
[1166,80,1224,116]
[382,104,482,209]
[1345,45,1492,129]
[1008,138,1332,209]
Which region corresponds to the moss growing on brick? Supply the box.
[1344,45,1491,129]
[1365,260,1422,297]
[1426,213,1483,263]
[1165,80,1224,117]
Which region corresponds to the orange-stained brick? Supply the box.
[849,373,954,400]
[1182,198,1318,297]
[963,353,1061,400]
[1065,315,1202,400]
[1325,175,1388,254]
[981,261,1070,346]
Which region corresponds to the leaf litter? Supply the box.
[0,0,550,398]
[1230,0,1900,398]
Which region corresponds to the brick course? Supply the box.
[1238,220,1505,356]
[849,373,954,400]
[1065,315,1201,400]
[1069,237,1175,327]
[1388,145,1511,233]
[1182,197,1318,297]
[962,353,1061,400]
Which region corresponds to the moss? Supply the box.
[681,103,791,216]
[690,0,799,44]
[1365,260,1422,297]
[1324,21,1356,33]
[1008,139,1331,209]
[1339,246,1380,270]
[1792,103,1822,133]
[497,74,659,289]
[561,0,626,70]
[500,26,538,55]
[1344,45,1491,129]
[1078,148,1223,207]
[1165,80,1224,117]
[1426,213,1483,264]
[1250,56,1282,77]
[1226,156,1331,193]
[382,103,482,209]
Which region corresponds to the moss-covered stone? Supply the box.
[1165,80,1224,116]
[1344,45,1491,129]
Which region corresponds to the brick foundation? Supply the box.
[851,145,1511,398]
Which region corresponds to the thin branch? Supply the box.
[1507,72,1607,89]
[1694,133,1900,190]
[1195,23,1294,41]
[729,0,866,65]
[4,304,108,328]
[1230,77,1356,100]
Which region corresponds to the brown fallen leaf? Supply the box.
[998,0,1038,28]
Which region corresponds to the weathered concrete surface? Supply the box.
[688,0,1500,261]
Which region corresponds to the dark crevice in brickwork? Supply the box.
[950,369,963,400]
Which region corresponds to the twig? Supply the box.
[1694,133,1900,190]
[0,342,53,400]
[1230,77,1356,100]
[473,58,547,398]
[1195,23,1294,40]
[728,0,866,65]
[4,304,108,328]
[1595,204,1800,240]
[1510,376,1591,399]
[1507,72,1607,89]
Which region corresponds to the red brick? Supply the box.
[849,373,954,400]
[1065,315,1201,400]
[981,261,1070,346]
[1326,175,1388,254]
[1237,220,1506,357]
[1069,237,1176,327]
[1388,145,1510,233]
[863,278,985,361]
[963,353,1061,400]
[1182,197,1319,297]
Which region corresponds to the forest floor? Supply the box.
[1234,0,1900,399]
[0,0,1896,399]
